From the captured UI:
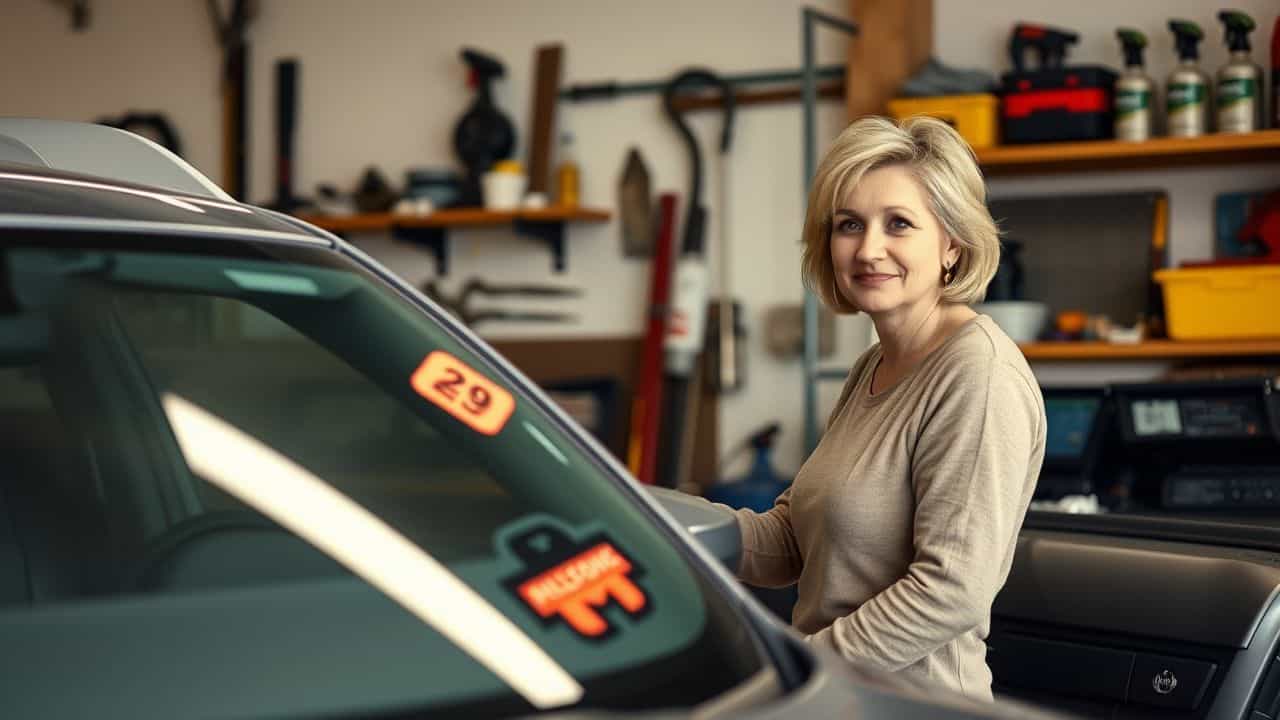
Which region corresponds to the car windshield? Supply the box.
[0,230,765,718]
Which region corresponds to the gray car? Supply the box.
[0,118,1059,719]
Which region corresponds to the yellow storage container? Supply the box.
[1153,264,1280,340]
[886,94,999,149]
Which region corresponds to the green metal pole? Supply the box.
[802,7,858,453]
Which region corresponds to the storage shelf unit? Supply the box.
[294,207,610,274]
[1020,340,1280,361]
[976,129,1280,176]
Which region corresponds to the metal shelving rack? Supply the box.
[801,8,859,453]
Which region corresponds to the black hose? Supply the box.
[661,69,735,255]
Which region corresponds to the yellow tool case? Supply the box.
[886,93,1000,149]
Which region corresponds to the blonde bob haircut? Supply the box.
[801,115,1000,314]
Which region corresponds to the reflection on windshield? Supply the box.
[160,392,584,710]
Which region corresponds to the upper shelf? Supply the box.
[295,207,611,233]
[1020,339,1280,361]
[976,129,1280,176]
[293,207,611,275]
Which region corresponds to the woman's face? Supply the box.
[829,164,959,320]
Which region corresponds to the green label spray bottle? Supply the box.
[1216,10,1263,134]
[1167,20,1210,137]
[1116,29,1155,141]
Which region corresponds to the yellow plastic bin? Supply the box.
[1153,264,1280,340]
[886,94,999,149]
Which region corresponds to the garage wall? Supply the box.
[2,1,1276,481]
[0,0,856,483]
[941,0,1278,389]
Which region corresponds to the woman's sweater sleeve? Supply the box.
[731,488,803,588]
[725,352,871,589]
[805,356,1042,670]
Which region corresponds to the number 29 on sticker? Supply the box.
[411,351,515,436]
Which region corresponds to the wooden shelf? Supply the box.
[294,207,610,275]
[977,129,1280,176]
[1020,339,1280,361]
[295,207,610,233]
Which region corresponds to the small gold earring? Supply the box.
[942,265,954,285]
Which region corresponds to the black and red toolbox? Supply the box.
[1001,23,1117,144]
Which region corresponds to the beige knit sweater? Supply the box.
[734,315,1045,701]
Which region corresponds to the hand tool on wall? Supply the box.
[207,0,256,201]
[626,193,678,485]
[422,278,579,327]
[707,117,744,395]
[656,69,734,489]
[453,48,516,208]
[618,148,653,257]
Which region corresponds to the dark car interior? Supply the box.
[988,379,1280,719]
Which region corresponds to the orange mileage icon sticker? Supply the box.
[411,351,515,436]
[504,526,651,641]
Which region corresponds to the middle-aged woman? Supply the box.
[729,115,1046,702]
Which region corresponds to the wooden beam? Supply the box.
[846,0,933,119]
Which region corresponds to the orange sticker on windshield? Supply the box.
[411,351,515,436]
[516,541,647,638]
[501,525,650,635]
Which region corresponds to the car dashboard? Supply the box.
[991,518,1280,720]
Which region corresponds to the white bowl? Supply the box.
[974,301,1049,343]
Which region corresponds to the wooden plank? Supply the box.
[979,129,1280,176]
[526,44,563,194]
[1020,340,1280,361]
[846,0,932,119]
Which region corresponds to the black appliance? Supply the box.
[1111,377,1280,513]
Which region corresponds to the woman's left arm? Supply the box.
[806,357,1043,670]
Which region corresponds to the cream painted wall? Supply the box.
[2,1,1276,482]
[0,0,854,483]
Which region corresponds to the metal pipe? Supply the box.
[801,7,858,453]
[561,65,844,102]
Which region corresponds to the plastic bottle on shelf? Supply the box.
[555,132,580,207]
[1115,29,1155,141]
[1166,20,1211,138]
[1215,10,1264,134]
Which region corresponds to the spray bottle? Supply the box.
[1167,20,1210,137]
[1215,10,1264,134]
[1115,29,1155,141]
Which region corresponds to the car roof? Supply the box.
[0,118,329,245]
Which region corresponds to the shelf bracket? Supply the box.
[513,219,568,272]
[392,225,449,276]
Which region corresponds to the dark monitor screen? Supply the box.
[1045,395,1102,460]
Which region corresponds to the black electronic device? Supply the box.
[1111,378,1280,512]
[1037,387,1112,499]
